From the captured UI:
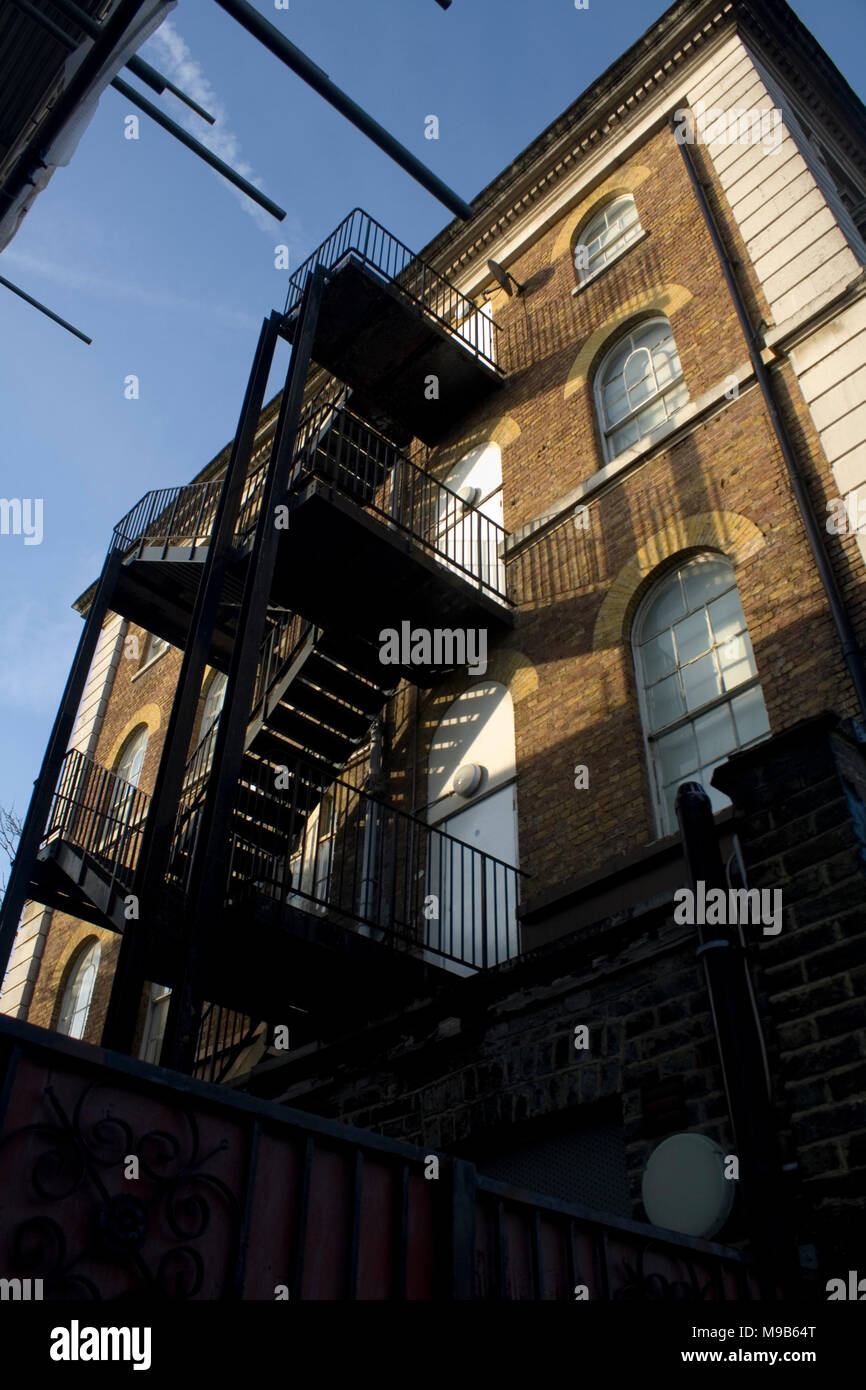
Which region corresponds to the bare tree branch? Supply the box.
[0,805,23,902]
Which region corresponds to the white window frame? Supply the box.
[574,195,643,285]
[57,940,101,1039]
[140,981,171,1065]
[594,317,688,462]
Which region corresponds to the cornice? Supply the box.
[418,0,739,284]
[419,0,866,290]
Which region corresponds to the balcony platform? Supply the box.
[284,259,503,446]
[108,550,244,670]
[272,478,512,685]
[282,210,507,446]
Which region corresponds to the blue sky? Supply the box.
[1,0,865,827]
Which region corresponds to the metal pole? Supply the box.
[0,550,123,987]
[39,0,216,122]
[675,781,791,1297]
[0,274,91,344]
[101,314,281,1054]
[111,79,285,222]
[213,0,473,221]
[160,268,327,1073]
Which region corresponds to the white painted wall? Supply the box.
[684,34,866,567]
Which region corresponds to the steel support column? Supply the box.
[0,549,123,985]
[101,314,281,1055]
[160,269,326,1073]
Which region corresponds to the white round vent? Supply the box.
[457,485,481,508]
[642,1133,734,1238]
[453,763,483,797]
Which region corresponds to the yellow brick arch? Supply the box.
[104,703,162,771]
[431,413,521,479]
[592,512,766,651]
[550,166,653,263]
[564,285,694,399]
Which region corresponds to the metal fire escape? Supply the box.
[0,210,520,1077]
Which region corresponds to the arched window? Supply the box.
[595,317,688,461]
[426,682,519,968]
[106,724,149,845]
[202,671,227,737]
[115,725,148,787]
[574,195,642,284]
[57,939,101,1039]
[633,555,771,836]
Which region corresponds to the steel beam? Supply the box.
[213,0,473,220]
[159,268,326,1073]
[45,0,216,121]
[0,273,91,343]
[101,313,281,1054]
[111,79,285,221]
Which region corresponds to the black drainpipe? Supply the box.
[672,115,866,722]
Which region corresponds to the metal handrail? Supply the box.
[290,403,510,601]
[225,750,525,970]
[43,749,149,889]
[107,400,511,602]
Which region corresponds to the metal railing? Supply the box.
[227,752,523,970]
[291,403,510,601]
[194,1004,262,1085]
[107,394,509,601]
[251,610,316,716]
[111,480,224,559]
[43,749,149,890]
[284,208,503,374]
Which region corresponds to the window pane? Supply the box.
[720,631,757,691]
[663,379,689,417]
[699,760,733,815]
[674,609,712,664]
[642,576,685,637]
[604,387,630,426]
[731,686,771,745]
[661,780,681,831]
[681,652,722,710]
[641,629,677,682]
[682,558,731,609]
[633,321,667,352]
[609,418,641,455]
[656,723,699,784]
[693,702,735,764]
[647,672,685,730]
[708,589,745,645]
[624,348,653,393]
[634,396,668,435]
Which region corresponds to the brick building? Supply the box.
[2,0,866,1300]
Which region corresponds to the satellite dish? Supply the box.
[487,258,524,297]
[642,1133,734,1238]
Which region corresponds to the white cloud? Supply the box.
[142,16,294,238]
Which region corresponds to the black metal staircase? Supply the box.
[0,215,521,1077]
